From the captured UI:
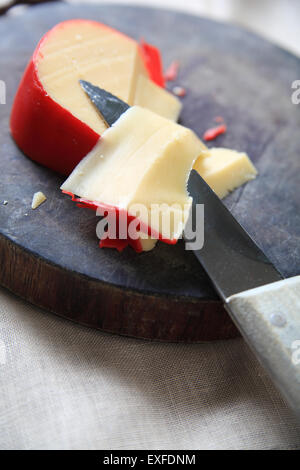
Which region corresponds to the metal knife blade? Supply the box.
[186,170,283,300]
[79,80,129,127]
[187,171,300,418]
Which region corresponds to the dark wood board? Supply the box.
[0,3,299,342]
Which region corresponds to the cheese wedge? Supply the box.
[134,75,182,121]
[10,20,176,175]
[193,147,257,199]
[37,21,149,137]
[61,106,206,248]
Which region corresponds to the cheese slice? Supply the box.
[134,74,182,121]
[193,147,257,199]
[61,106,206,243]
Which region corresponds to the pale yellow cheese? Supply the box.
[128,48,149,105]
[134,74,182,121]
[37,20,180,138]
[61,106,206,242]
[193,147,257,199]
[31,191,47,209]
[139,237,158,252]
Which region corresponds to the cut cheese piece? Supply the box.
[139,237,158,252]
[61,106,206,245]
[193,147,257,199]
[31,191,47,209]
[10,20,168,175]
[134,74,182,121]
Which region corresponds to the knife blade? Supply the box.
[80,80,129,127]
[187,171,300,418]
[186,170,283,299]
[80,80,300,418]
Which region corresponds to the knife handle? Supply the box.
[225,276,300,418]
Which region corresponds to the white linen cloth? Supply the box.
[1,286,299,450]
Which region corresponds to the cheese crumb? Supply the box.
[172,86,186,97]
[31,192,47,210]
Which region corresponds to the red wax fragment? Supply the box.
[203,124,227,141]
[61,191,178,253]
[172,86,186,97]
[214,116,224,123]
[140,39,165,88]
[164,60,180,81]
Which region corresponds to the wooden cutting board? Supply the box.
[0,3,299,342]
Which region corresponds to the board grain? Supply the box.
[0,3,299,342]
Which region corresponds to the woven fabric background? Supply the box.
[1,286,299,450]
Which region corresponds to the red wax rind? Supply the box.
[10,20,166,175]
[203,124,227,141]
[140,39,165,88]
[10,59,99,175]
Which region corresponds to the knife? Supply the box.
[80,80,130,127]
[80,80,300,418]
